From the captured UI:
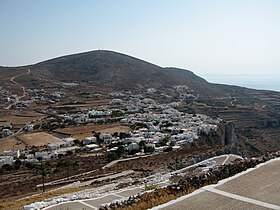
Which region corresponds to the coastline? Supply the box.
[201,74,280,92]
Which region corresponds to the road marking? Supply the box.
[151,158,280,210]
[222,155,230,165]
[112,193,125,198]
[204,186,280,210]
[78,201,97,210]
[214,157,280,187]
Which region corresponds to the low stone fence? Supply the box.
[100,152,279,210]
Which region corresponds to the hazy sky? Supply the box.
[0,0,280,75]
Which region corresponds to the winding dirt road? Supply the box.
[5,68,30,109]
[10,68,30,99]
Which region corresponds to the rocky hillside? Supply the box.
[29,50,188,89]
[2,50,229,98]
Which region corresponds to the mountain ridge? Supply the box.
[26,50,207,91]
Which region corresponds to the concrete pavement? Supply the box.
[152,158,280,210]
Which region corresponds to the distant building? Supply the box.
[110,98,123,105]
[84,144,99,151]
[47,138,75,151]
[1,150,20,159]
[2,129,11,137]
[0,156,13,167]
[127,142,140,152]
[25,124,34,132]
[83,137,97,145]
[146,88,157,94]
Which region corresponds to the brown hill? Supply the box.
[30,50,189,89]
[18,50,230,98]
[0,50,233,98]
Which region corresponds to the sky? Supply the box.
[0,0,280,76]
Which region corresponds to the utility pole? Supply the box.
[40,159,45,193]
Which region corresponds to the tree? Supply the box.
[2,164,14,172]
[119,132,130,139]
[0,167,4,180]
[160,136,170,146]
[30,146,39,155]
[163,146,173,152]
[116,146,124,157]
[112,132,119,138]
[107,152,119,162]
[93,132,102,145]
[73,139,81,146]
[14,159,22,170]
[35,160,50,193]
[66,150,73,156]
[144,145,155,154]
[139,140,146,150]
[25,162,35,170]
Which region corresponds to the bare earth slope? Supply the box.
[30,50,187,89]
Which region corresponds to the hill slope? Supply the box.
[30,50,190,89]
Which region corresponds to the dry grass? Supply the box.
[0,110,44,126]
[72,132,93,140]
[55,123,129,135]
[17,132,60,146]
[119,188,196,210]
[0,136,26,152]
[97,125,131,134]
[0,187,86,210]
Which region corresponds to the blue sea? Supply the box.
[200,74,280,92]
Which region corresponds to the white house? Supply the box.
[146,88,157,94]
[127,143,140,152]
[47,140,70,151]
[35,152,49,160]
[62,137,75,146]
[0,156,13,167]
[110,98,123,105]
[100,133,112,140]
[25,124,34,132]
[72,114,89,124]
[84,144,99,151]
[2,150,20,159]
[2,129,11,137]
[83,137,97,145]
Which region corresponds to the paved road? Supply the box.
[40,155,240,210]
[152,158,280,210]
[45,186,144,210]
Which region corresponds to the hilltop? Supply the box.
[1,50,226,98]
[30,50,189,89]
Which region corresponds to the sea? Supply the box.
[200,74,280,92]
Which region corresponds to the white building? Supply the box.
[110,98,123,105]
[35,152,49,160]
[83,137,97,145]
[2,129,11,137]
[62,137,75,146]
[48,138,73,151]
[146,88,157,94]
[25,124,34,132]
[127,143,140,152]
[84,144,99,151]
[0,156,13,167]
[1,150,20,159]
